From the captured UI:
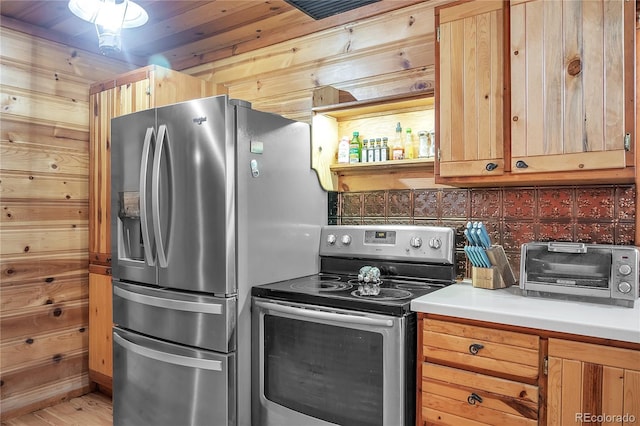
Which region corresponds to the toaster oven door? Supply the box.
[522,242,611,288]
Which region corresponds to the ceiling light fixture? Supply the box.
[68,0,148,55]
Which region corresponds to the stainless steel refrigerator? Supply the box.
[110,95,327,426]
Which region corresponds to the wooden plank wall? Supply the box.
[0,0,445,420]
[0,27,133,420]
[187,1,449,123]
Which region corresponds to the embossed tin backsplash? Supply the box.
[328,185,636,280]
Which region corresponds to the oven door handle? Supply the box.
[255,300,395,327]
[547,242,587,253]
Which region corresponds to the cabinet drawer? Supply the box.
[423,318,540,380]
[422,363,538,426]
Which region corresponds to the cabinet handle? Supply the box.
[467,393,483,405]
[485,163,498,172]
[469,343,484,355]
[515,160,529,169]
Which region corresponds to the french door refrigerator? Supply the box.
[110,95,327,426]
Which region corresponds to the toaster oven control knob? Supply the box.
[341,235,352,246]
[410,237,423,248]
[618,282,632,294]
[618,264,632,276]
[326,234,337,245]
[428,237,442,249]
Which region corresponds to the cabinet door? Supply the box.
[437,0,506,178]
[89,89,116,266]
[89,272,113,387]
[547,339,640,426]
[510,0,634,174]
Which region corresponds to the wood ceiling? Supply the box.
[0,0,425,71]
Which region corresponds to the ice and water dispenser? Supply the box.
[118,191,145,261]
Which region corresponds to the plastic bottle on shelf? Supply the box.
[404,128,414,159]
[391,122,404,160]
[337,135,350,163]
[349,131,361,163]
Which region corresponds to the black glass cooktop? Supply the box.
[251,273,447,316]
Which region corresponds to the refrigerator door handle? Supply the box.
[139,127,156,266]
[152,124,169,268]
[113,332,223,371]
[114,284,224,314]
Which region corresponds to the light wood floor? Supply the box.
[2,393,112,426]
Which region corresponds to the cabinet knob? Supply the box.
[485,163,498,172]
[469,343,484,355]
[515,160,529,169]
[467,393,483,405]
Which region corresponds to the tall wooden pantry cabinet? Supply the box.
[88,65,215,391]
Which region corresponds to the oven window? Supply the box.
[525,246,611,287]
[264,314,383,426]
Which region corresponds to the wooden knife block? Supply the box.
[471,245,516,289]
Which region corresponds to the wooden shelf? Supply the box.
[312,92,434,120]
[330,158,435,174]
[311,87,438,192]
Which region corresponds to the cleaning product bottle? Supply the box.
[349,131,361,163]
[337,135,350,163]
[391,122,404,160]
[404,128,414,159]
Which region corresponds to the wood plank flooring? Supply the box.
[2,393,112,426]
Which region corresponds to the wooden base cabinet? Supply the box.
[418,316,541,425]
[88,272,113,392]
[547,339,640,426]
[418,315,640,426]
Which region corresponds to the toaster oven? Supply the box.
[520,242,639,308]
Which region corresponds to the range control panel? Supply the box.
[320,225,456,265]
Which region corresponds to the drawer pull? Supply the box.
[485,162,498,172]
[469,343,484,355]
[467,393,483,405]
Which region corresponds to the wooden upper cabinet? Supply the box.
[510,0,635,174]
[436,0,507,178]
[88,65,216,271]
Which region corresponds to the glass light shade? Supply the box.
[68,0,148,28]
[68,0,148,53]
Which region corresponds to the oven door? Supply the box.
[252,297,414,426]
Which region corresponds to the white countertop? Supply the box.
[411,282,640,344]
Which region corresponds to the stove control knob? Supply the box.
[341,234,352,246]
[428,237,442,249]
[618,281,632,294]
[410,237,423,248]
[618,264,632,276]
[326,234,337,245]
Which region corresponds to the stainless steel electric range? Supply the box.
[252,225,456,426]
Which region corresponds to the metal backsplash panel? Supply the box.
[334,185,636,280]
